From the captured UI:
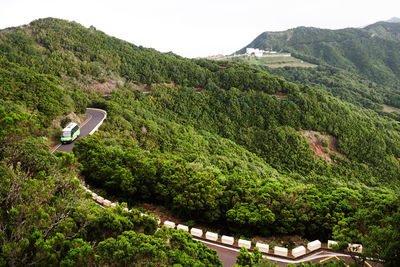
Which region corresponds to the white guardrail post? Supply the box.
[274,246,288,257]
[190,228,203,238]
[256,243,269,253]
[177,224,189,232]
[292,246,306,257]
[238,239,251,249]
[307,240,321,251]
[221,235,234,245]
[163,221,176,229]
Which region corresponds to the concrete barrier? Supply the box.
[205,231,218,241]
[221,235,234,245]
[190,228,203,237]
[103,200,111,207]
[177,224,189,232]
[95,196,104,204]
[256,243,269,253]
[307,240,321,251]
[110,202,116,208]
[292,246,306,257]
[163,220,176,229]
[274,246,288,257]
[91,193,98,199]
[328,240,338,249]
[123,207,129,212]
[348,243,362,253]
[238,239,251,249]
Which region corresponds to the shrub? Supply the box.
[322,139,329,147]
[61,117,71,128]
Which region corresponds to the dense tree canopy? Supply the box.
[1,18,399,266]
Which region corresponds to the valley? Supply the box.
[0,17,400,266]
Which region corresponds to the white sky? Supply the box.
[0,0,399,58]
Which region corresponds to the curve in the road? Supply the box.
[49,108,374,267]
[52,108,106,153]
[198,239,379,267]
[197,238,347,267]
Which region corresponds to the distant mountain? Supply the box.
[365,21,400,41]
[386,17,400,23]
[237,25,400,88]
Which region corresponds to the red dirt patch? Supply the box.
[134,82,176,93]
[153,82,176,88]
[299,130,345,164]
[92,79,118,95]
[134,83,151,92]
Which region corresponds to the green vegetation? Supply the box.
[0,108,221,266]
[1,18,400,266]
[261,65,393,111]
[0,19,223,266]
[235,247,265,266]
[365,21,400,42]
[238,24,400,96]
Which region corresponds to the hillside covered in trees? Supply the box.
[1,18,400,266]
[365,21,400,42]
[238,21,400,108]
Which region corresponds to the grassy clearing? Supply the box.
[382,104,400,113]
[235,55,316,68]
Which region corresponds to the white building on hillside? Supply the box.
[246,48,264,57]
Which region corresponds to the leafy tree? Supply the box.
[236,247,252,267]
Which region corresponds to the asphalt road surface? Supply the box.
[198,240,379,267]
[54,108,106,153]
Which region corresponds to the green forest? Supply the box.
[238,23,400,105]
[1,18,400,266]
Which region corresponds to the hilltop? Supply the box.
[235,21,400,115]
[237,23,400,89]
[386,17,400,23]
[365,21,400,41]
[1,18,400,266]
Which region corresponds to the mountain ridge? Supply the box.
[1,17,400,266]
[237,21,400,90]
[386,17,400,23]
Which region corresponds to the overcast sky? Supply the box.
[0,0,399,58]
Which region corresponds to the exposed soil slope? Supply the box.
[300,130,345,164]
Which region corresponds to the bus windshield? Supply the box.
[61,131,71,137]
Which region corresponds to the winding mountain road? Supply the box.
[50,108,379,267]
[52,108,106,153]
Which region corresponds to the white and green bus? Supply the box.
[61,122,80,144]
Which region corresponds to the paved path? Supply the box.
[53,108,106,153]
